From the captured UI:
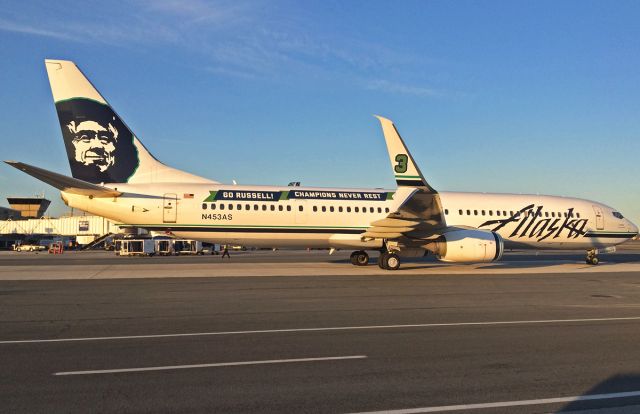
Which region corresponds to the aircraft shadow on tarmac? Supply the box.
[557,374,640,412]
[329,253,640,270]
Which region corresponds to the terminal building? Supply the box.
[0,196,125,249]
[0,215,123,249]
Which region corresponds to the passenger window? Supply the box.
[237,204,242,210]
[467,210,471,215]
[347,207,352,213]
[278,205,283,211]
[474,210,478,216]
[503,211,507,216]
[245,204,250,210]
[211,204,216,210]
[322,206,326,212]
[459,209,463,215]
[496,210,501,216]
[254,204,258,210]
[202,203,207,210]
[481,210,485,216]
[370,207,374,213]
[510,211,514,216]
[339,206,343,213]
[377,207,381,213]
[262,205,267,211]
[330,206,334,212]
[313,206,318,212]
[385,207,389,213]
[220,204,225,210]
[270,205,275,211]
[445,209,449,215]
[286,205,291,212]
[576,212,580,218]
[355,207,359,213]
[489,210,493,216]
[228,204,233,210]
[299,206,303,212]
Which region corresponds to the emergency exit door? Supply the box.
[163,193,177,223]
[593,205,604,230]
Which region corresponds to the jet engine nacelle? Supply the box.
[429,229,504,263]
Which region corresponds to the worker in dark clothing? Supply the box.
[221,245,231,259]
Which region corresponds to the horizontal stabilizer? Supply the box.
[4,161,121,198]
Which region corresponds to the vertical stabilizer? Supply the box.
[45,59,215,184]
[374,116,436,193]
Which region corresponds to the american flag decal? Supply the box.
[183,193,194,199]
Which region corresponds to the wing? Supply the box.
[362,117,446,243]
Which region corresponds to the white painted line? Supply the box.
[348,390,640,413]
[4,316,640,345]
[54,355,367,376]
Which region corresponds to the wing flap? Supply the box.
[5,161,122,198]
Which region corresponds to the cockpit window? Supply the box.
[613,212,624,219]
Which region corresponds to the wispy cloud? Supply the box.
[363,79,442,97]
[0,18,76,41]
[0,1,455,98]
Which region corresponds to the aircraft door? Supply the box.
[163,193,177,223]
[593,205,604,230]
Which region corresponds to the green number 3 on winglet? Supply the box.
[394,154,408,173]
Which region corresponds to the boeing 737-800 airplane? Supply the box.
[5,60,638,269]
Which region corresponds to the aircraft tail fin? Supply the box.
[44,59,215,185]
[374,116,437,193]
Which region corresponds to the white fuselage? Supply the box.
[61,183,638,251]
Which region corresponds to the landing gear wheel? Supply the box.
[350,251,359,265]
[355,251,369,266]
[381,252,401,271]
[378,252,389,269]
[586,250,599,265]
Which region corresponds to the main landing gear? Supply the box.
[586,249,599,265]
[350,250,369,266]
[378,251,401,270]
[350,249,402,270]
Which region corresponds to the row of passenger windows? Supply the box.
[201,202,580,219]
[203,203,294,212]
[443,208,580,219]
[202,203,390,214]
[312,206,390,214]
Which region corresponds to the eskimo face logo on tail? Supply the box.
[56,98,138,184]
[67,120,118,172]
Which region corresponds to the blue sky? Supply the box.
[0,0,638,224]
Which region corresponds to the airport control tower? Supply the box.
[6,196,51,219]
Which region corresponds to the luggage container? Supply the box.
[119,239,155,256]
[155,239,174,256]
[174,240,204,255]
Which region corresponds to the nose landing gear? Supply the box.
[586,249,599,265]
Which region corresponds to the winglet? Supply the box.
[374,116,436,193]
